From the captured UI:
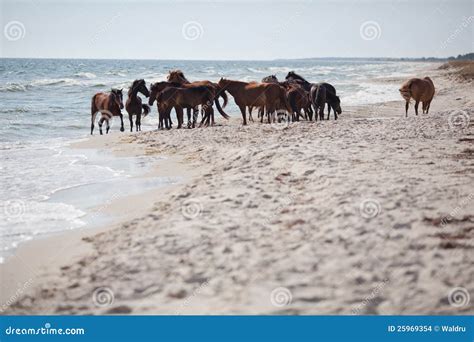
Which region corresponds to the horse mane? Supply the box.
[128,79,144,95]
[286,71,309,83]
[168,70,190,83]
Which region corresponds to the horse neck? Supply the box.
[224,80,245,93]
[128,86,139,99]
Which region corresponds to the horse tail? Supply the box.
[142,104,150,117]
[399,80,413,102]
[215,97,230,119]
[288,91,298,114]
[91,94,99,135]
[220,91,228,107]
[280,87,293,114]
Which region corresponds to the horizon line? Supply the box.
[1,54,472,62]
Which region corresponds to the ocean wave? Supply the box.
[73,72,97,79]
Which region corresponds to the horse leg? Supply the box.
[98,116,104,135]
[91,111,98,135]
[119,113,124,132]
[414,100,419,116]
[106,119,110,134]
[192,106,198,128]
[327,105,331,120]
[177,107,183,129]
[187,108,192,128]
[136,113,141,131]
[129,114,134,132]
[426,100,431,114]
[405,101,409,117]
[238,104,247,125]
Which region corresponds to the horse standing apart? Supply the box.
[399,77,435,117]
[125,79,150,132]
[90,88,124,135]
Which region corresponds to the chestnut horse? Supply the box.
[91,88,124,135]
[399,77,435,117]
[217,78,292,125]
[125,79,150,132]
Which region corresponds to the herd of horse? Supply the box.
[90,70,435,135]
[90,70,341,134]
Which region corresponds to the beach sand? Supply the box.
[1,64,473,315]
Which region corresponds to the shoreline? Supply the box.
[2,63,473,315]
[0,136,196,310]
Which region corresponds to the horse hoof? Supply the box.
[120,127,125,132]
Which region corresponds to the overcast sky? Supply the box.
[1,0,472,60]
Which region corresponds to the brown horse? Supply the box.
[91,88,124,135]
[125,79,150,132]
[217,78,292,125]
[167,70,229,127]
[155,86,215,129]
[399,77,435,117]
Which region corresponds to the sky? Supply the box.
[0,0,473,60]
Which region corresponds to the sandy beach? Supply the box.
[1,63,473,315]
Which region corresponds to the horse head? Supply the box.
[111,88,124,109]
[167,70,189,84]
[131,79,150,98]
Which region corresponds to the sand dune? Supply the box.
[1,65,473,315]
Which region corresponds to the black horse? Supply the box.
[261,75,279,83]
[125,79,150,132]
[285,71,341,120]
[310,83,342,120]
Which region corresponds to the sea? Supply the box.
[0,58,430,261]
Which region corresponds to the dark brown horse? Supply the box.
[310,83,342,120]
[125,79,150,132]
[217,78,292,125]
[155,86,215,129]
[286,71,341,120]
[91,88,124,135]
[167,70,229,127]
